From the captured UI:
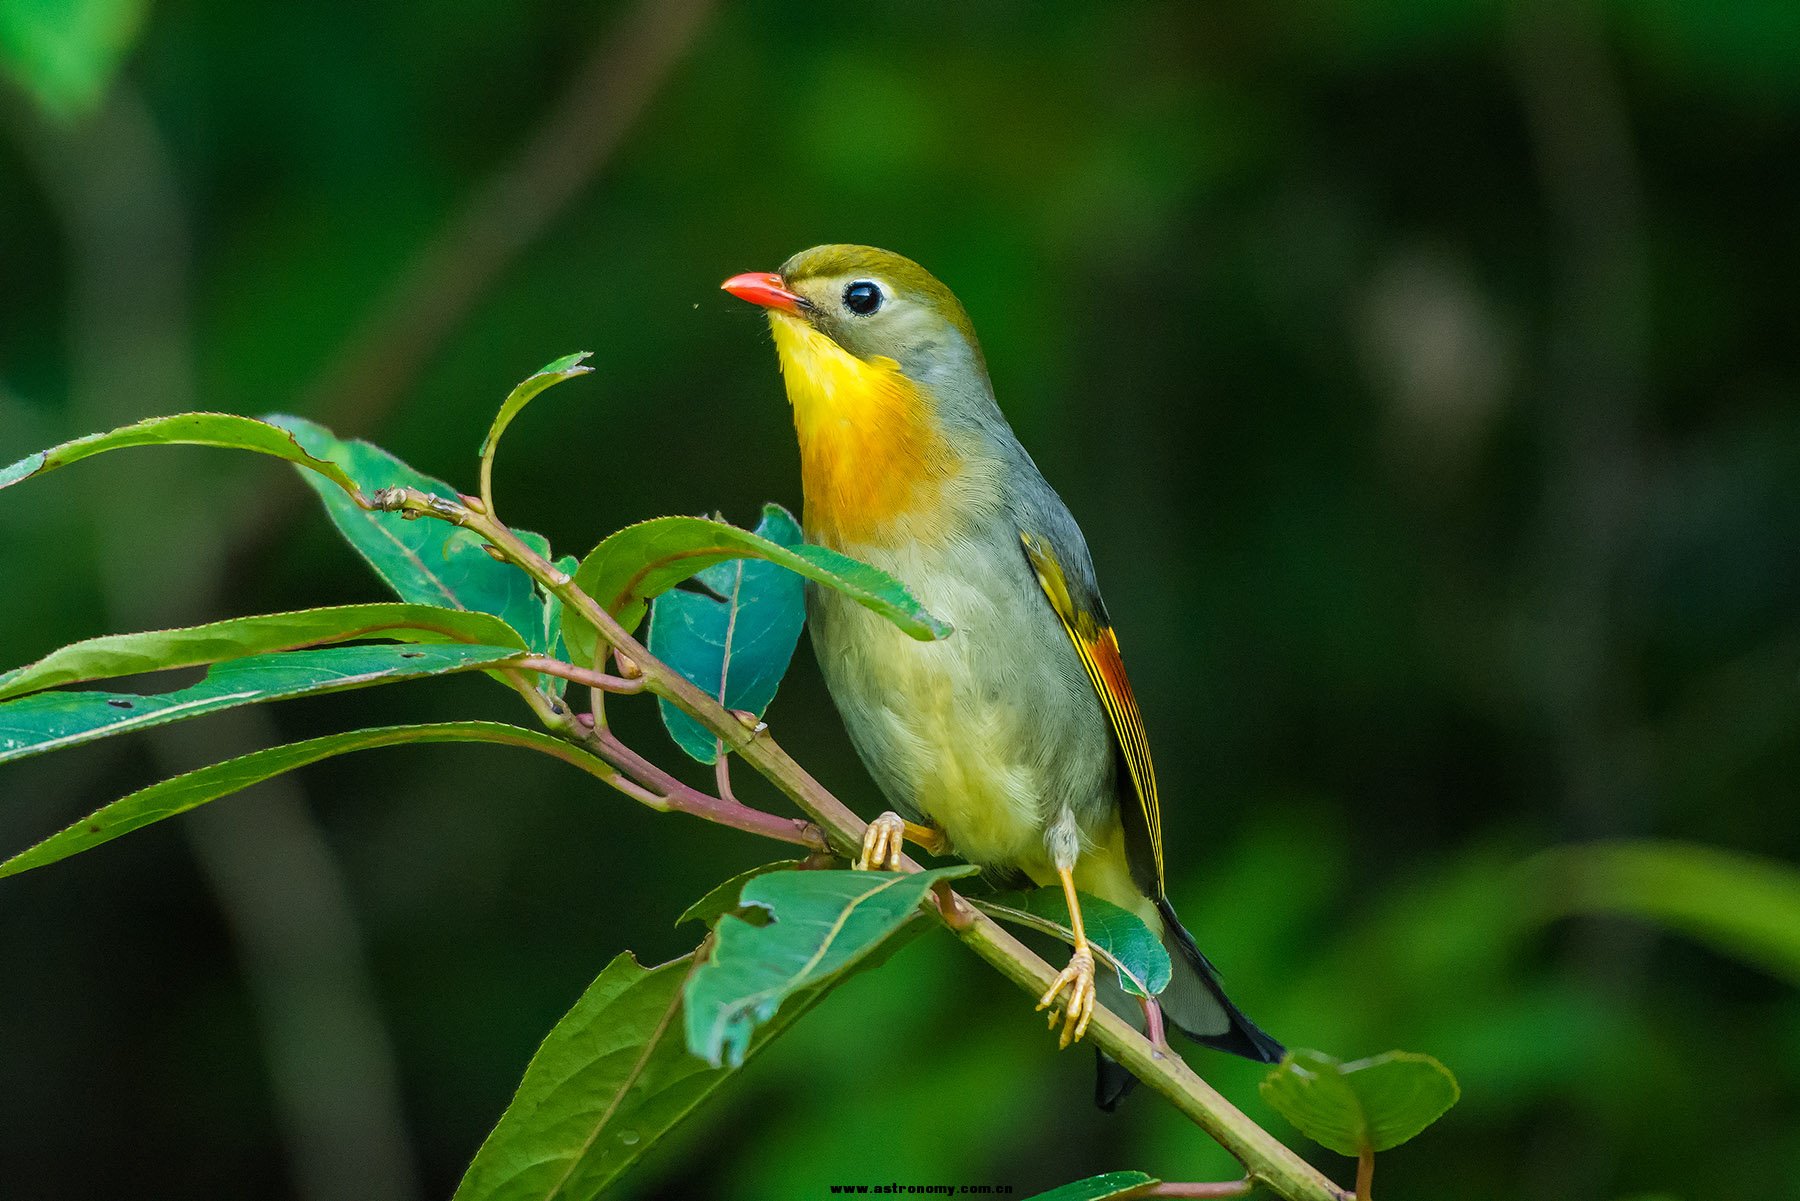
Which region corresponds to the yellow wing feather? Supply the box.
[1021,533,1165,888]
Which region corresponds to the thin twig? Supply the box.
[1134,1183,1254,1199]
[515,655,649,693]
[370,485,1349,1201]
[714,744,737,805]
[497,655,823,850]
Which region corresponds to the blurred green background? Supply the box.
[2,1,1797,1198]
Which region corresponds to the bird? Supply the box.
[721,245,1283,1104]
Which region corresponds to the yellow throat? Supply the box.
[769,313,962,547]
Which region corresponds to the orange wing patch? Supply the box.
[1021,533,1165,887]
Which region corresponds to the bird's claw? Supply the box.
[856,811,907,872]
[1036,947,1097,1048]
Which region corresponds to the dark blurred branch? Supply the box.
[15,90,422,1201]
[225,0,715,583]
[306,0,714,437]
[1509,3,1653,1197]
[1510,0,1651,838]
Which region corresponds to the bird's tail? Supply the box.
[1095,895,1283,1110]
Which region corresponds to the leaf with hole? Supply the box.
[647,504,807,763]
[0,721,615,880]
[0,642,524,766]
[268,415,555,650]
[1259,1048,1459,1157]
[975,888,1172,999]
[684,865,977,1068]
[562,512,950,672]
[454,948,826,1201]
[0,603,525,702]
[0,412,360,495]
[676,861,802,929]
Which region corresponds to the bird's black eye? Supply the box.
[842,279,883,316]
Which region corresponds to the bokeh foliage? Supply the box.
[2,1,1797,1199]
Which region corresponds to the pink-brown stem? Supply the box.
[1133,1183,1253,1199]
[516,655,648,693]
[714,742,738,805]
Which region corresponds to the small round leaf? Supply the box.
[1259,1048,1459,1157]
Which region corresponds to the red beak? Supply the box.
[721,271,808,315]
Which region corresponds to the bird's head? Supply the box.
[722,245,998,546]
[722,244,990,412]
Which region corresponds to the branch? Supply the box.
[369,487,1348,1201]
[515,655,648,694]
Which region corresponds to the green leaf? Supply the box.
[0,721,615,880]
[0,0,147,120]
[455,948,825,1201]
[0,413,360,496]
[1533,840,1800,988]
[562,512,950,672]
[1259,1048,1460,1157]
[684,865,977,1068]
[1021,1171,1160,1201]
[267,415,550,647]
[647,505,807,763]
[676,861,802,929]
[479,352,593,458]
[974,888,1172,999]
[0,642,524,766]
[0,603,525,702]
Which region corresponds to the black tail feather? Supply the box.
[1152,895,1284,1062]
[1092,896,1283,1110]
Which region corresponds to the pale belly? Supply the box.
[807,537,1113,872]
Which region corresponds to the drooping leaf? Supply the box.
[0,603,525,702]
[563,512,950,672]
[267,415,551,647]
[454,948,827,1201]
[0,413,360,496]
[1259,1048,1460,1157]
[1021,1171,1160,1201]
[1533,840,1800,988]
[974,888,1172,999]
[647,504,807,763]
[479,352,593,459]
[676,861,802,929]
[0,0,148,121]
[0,642,524,766]
[0,721,615,880]
[684,865,978,1068]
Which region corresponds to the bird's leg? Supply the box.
[1036,865,1097,1048]
[855,812,950,871]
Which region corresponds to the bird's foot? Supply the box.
[1037,945,1097,1048]
[855,812,948,871]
